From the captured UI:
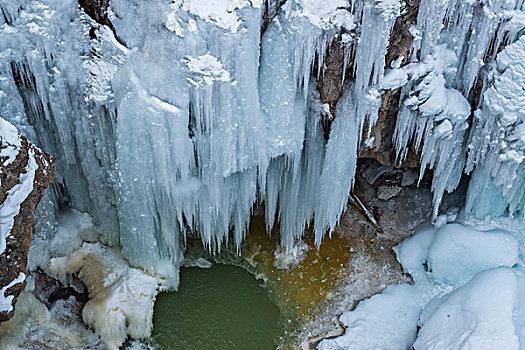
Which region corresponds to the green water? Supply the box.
[151,264,282,350]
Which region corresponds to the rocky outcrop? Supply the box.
[317,1,421,167]
[0,119,54,322]
[262,0,285,36]
[319,35,346,117]
[359,0,421,168]
[78,0,112,28]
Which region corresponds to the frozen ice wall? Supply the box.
[1,0,525,283]
[465,33,525,218]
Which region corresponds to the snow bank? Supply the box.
[48,243,169,349]
[318,283,422,350]
[427,224,518,286]
[415,267,521,350]
[319,223,523,350]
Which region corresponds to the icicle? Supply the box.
[314,89,359,245]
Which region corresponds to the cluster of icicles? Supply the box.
[0,0,524,283]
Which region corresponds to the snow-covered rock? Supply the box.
[48,243,170,349]
[319,223,524,350]
[415,267,521,350]
[0,117,54,322]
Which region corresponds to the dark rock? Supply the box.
[78,0,112,28]
[319,35,346,117]
[261,0,285,36]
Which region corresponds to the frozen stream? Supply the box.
[150,264,282,350]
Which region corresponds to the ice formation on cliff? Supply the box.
[0,0,524,291]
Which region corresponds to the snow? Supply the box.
[414,268,521,350]
[0,272,25,313]
[427,224,518,286]
[318,283,422,350]
[296,0,352,30]
[319,223,524,350]
[181,0,256,33]
[380,68,408,90]
[49,208,98,257]
[0,117,21,167]
[48,243,169,350]
[183,54,231,85]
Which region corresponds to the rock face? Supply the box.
[0,119,54,322]
[317,0,421,167]
[359,0,421,168]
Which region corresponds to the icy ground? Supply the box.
[318,220,525,350]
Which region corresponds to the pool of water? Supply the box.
[151,264,282,350]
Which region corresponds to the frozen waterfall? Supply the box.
[1,0,525,285]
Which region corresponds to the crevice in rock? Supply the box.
[261,0,287,37]
[78,0,128,49]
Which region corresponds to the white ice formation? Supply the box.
[0,0,524,287]
[48,242,169,349]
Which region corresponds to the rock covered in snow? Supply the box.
[48,242,169,349]
[426,224,518,286]
[0,117,54,322]
[318,223,523,350]
[414,267,522,350]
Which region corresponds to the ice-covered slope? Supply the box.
[0,0,524,285]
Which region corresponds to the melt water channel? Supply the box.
[150,264,283,349]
